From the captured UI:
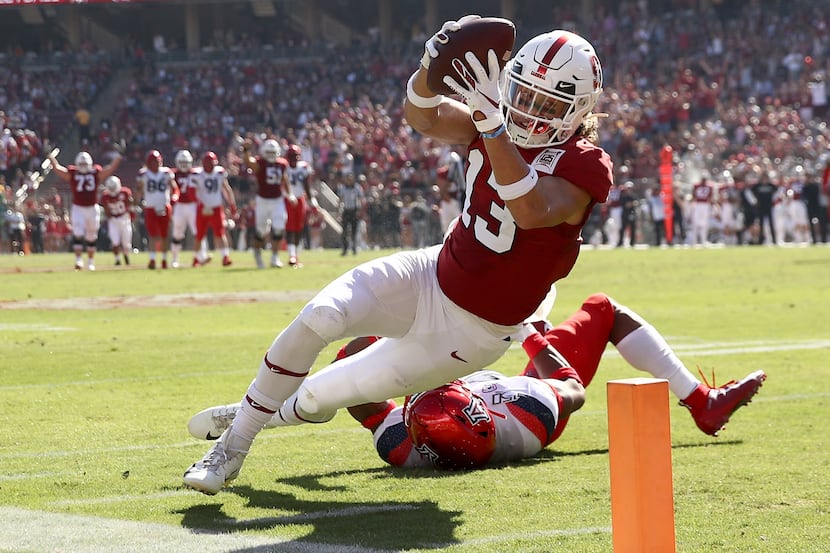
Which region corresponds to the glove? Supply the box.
[421,14,481,69]
[442,49,505,133]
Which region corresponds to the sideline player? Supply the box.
[100,176,134,266]
[284,144,316,267]
[48,150,122,270]
[241,138,293,269]
[189,294,766,469]
[135,149,177,269]
[183,21,614,494]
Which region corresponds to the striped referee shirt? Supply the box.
[337,183,364,211]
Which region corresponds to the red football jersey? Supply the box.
[68,165,103,207]
[692,181,713,203]
[253,156,288,199]
[437,136,613,325]
[174,169,199,203]
[100,187,133,218]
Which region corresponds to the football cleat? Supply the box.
[188,403,240,440]
[161,259,168,269]
[148,259,156,270]
[288,255,303,268]
[183,429,248,495]
[222,255,232,266]
[680,369,767,436]
[74,260,83,271]
[271,257,283,268]
[192,257,200,267]
[115,258,122,266]
[87,262,96,272]
[254,250,264,269]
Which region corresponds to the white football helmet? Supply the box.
[501,30,603,147]
[175,149,193,171]
[104,176,122,195]
[75,151,93,174]
[261,139,281,163]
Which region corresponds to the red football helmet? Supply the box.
[202,151,218,172]
[403,381,496,470]
[145,149,163,172]
[286,144,302,167]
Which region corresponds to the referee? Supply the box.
[336,171,365,255]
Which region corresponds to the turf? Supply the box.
[0,245,828,552]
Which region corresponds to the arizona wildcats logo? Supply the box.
[533,148,565,173]
[462,397,491,425]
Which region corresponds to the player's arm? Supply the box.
[134,175,144,204]
[404,67,478,146]
[240,140,260,172]
[167,171,179,204]
[47,152,70,181]
[281,162,296,204]
[404,18,480,146]
[539,376,585,418]
[222,176,238,217]
[99,153,123,180]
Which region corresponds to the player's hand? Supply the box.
[310,196,319,209]
[442,49,504,133]
[202,206,213,216]
[287,194,298,206]
[421,14,481,69]
[509,322,539,343]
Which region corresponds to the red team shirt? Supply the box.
[100,188,133,218]
[68,165,104,207]
[174,169,199,204]
[692,181,714,203]
[437,135,613,325]
[253,156,288,199]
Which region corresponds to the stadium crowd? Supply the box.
[3,0,830,257]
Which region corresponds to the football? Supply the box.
[426,17,516,96]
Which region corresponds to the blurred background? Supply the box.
[1,0,828,253]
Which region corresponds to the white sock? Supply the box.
[288,244,297,257]
[616,325,700,399]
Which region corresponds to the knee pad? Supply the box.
[72,236,84,248]
[299,304,346,343]
[271,232,283,242]
[86,240,97,249]
[171,237,183,246]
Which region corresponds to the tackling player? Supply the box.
[188,293,766,470]
[48,150,122,271]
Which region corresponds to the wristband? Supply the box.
[496,166,539,201]
[361,400,397,431]
[481,124,507,139]
[407,73,443,109]
[522,332,548,360]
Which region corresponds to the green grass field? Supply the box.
[1,245,829,553]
